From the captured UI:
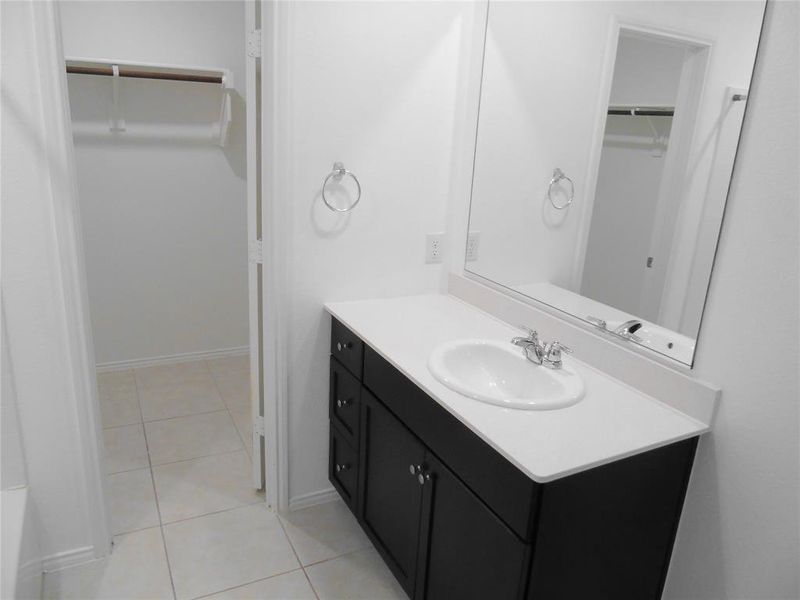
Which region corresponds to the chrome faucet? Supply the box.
[511,327,572,369]
[511,327,545,365]
[613,319,643,340]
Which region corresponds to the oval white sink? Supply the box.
[428,339,585,410]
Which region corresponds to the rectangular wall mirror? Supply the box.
[465,0,766,366]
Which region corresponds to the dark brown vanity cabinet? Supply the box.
[358,390,528,599]
[328,318,698,600]
[359,390,426,594]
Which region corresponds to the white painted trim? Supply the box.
[33,0,111,560]
[95,346,249,373]
[245,0,266,492]
[444,1,489,289]
[568,13,621,291]
[41,546,97,574]
[638,38,710,321]
[260,0,291,513]
[288,488,340,512]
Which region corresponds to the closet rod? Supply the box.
[66,65,223,84]
[608,107,674,117]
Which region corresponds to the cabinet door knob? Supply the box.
[336,341,353,352]
[336,398,352,408]
[417,471,431,486]
[335,463,350,473]
[409,464,421,475]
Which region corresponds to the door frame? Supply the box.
[17,0,112,562]
[569,18,713,298]
[257,0,292,512]
[245,0,267,495]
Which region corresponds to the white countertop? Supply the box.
[325,293,709,483]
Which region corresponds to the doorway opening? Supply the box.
[578,25,711,332]
[58,0,270,549]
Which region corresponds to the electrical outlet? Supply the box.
[466,231,480,262]
[425,233,445,264]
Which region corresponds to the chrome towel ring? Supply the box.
[322,162,362,212]
[547,168,574,210]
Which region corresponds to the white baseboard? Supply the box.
[42,545,97,573]
[95,346,249,373]
[288,488,340,512]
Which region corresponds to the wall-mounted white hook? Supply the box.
[109,64,126,132]
[644,115,665,158]
[216,89,231,147]
[215,70,234,147]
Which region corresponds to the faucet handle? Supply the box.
[586,315,607,330]
[547,341,572,355]
[543,341,572,368]
[516,325,539,341]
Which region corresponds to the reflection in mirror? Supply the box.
[465,1,766,366]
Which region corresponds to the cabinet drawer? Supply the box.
[364,346,539,541]
[329,357,361,448]
[331,318,364,379]
[329,426,359,511]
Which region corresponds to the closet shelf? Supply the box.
[65,57,234,146]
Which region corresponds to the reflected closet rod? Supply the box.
[608,107,674,117]
[66,65,223,84]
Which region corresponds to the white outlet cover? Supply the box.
[426,233,445,264]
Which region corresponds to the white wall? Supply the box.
[663,1,799,596]
[1,299,28,492]
[607,34,684,107]
[59,1,248,365]
[1,0,110,567]
[276,1,470,503]
[466,1,764,343]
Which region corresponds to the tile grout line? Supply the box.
[158,497,266,528]
[204,358,252,460]
[107,523,164,538]
[106,432,248,476]
[149,447,248,470]
[189,567,306,600]
[275,515,322,600]
[141,407,230,426]
[300,544,375,569]
[132,369,179,600]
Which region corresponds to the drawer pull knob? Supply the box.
[335,463,350,473]
[336,398,352,408]
[336,341,353,352]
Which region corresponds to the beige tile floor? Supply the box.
[44,356,404,600]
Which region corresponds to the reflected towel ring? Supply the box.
[322,162,362,212]
[547,168,574,210]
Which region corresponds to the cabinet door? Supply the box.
[359,390,426,597]
[415,452,530,600]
